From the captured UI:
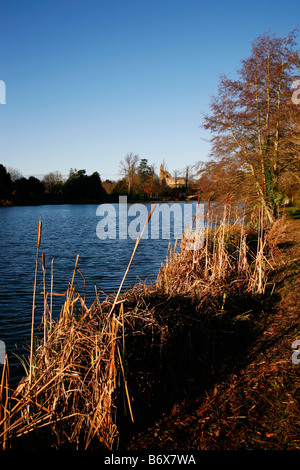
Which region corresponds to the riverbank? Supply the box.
[1,206,299,450]
[128,213,300,450]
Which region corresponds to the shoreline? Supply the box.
[0,195,199,208]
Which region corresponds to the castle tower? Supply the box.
[159,163,164,184]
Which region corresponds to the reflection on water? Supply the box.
[0,202,199,381]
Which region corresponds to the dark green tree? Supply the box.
[63,169,86,199]
[14,176,45,201]
[86,172,105,200]
[137,159,156,198]
[112,178,127,195]
[63,168,105,201]
[0,164,13,200]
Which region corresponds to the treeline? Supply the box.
[114,153,193,200]
[2,30,300,214]
[0,165,107,206]
[0,158,195,206]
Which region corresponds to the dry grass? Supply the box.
[0,201,281,450]
[156,199,268,299]
[128,216,300,451]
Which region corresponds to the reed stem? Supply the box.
[29,219,42,385]
[109,204,156,317]
[42,253,47,345]
[50,258,54,330]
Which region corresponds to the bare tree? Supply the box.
[42,171,64,195]
[201,29,300,222]
[7,167,23,182]
[119,153,140,196]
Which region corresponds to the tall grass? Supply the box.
[156,198,265,298]
[0,201,274,450]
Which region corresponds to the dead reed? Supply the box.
[29,218,42,386]
[0,200,274,450]
[156,198,267,300]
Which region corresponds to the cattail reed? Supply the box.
[29,219,42,385]
[50,258,54,330]
[204,200,211,277]
[42,253,47,345]
[218,196,229,278]
[238,200,247,273]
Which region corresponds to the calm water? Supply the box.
[0,202,199,382]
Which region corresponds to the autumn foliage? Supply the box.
[197,29,300,222]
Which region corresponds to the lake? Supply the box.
[0,201,201,382]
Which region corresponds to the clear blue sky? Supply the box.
[0,0,299,181]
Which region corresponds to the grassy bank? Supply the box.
[0,204,299,450]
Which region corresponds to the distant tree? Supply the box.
[137,159,158,198]
[137,158,152,197]
[0,164,13,200]
[14,176,45,201]
[119,153,140,196]
[43,171,64,197]
[86,171,105,199]
[63,168,104,201]
[43,171,64,186]
[201,29,300,222]
[27,176,45,199]
[63,169,86,199]
[112,178,128,195]
[13,177,28,199]
[138,159,153,178]
[102,179,115,195]
[7,167,23,182]
[68,168,86,180]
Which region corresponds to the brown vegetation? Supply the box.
[128,215,300,450]
[197,30,300,221]
[1,199,299,451]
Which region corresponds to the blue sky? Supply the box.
[0,0,299,181]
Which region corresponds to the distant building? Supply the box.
[159,164,186,188]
